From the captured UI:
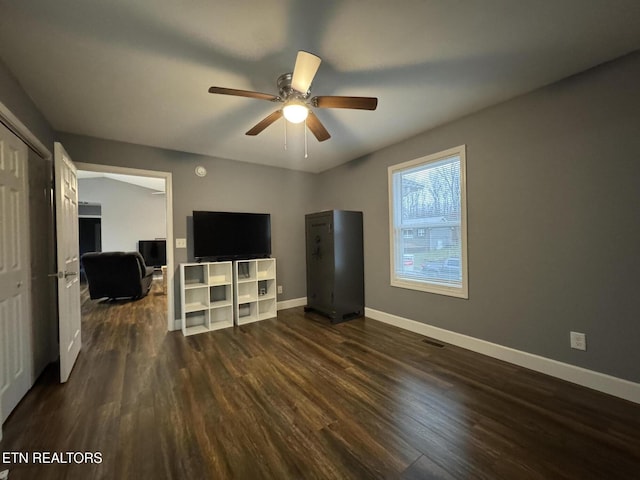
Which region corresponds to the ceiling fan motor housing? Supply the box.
[277,73,310,100]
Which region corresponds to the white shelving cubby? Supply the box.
[180,261,234,336]
[234,258,277,325]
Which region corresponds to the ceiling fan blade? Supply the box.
[208,86,279,102]
[312,96,378,110]
[291,51,321,94]
[306,111,331,142]
[246,110,283,136]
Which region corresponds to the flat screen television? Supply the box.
[138,239,167,267]
[193,211,271,261]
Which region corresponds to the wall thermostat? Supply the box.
[195,165,207,177]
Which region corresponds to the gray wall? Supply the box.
[78,177,166,252]
[56,133,316,314]
[314,51,640,383]
[0,58,54,149]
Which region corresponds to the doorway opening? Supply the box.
[75,163,175,330]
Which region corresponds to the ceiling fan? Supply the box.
[208,51,378,142]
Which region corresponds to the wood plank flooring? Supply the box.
[1,280,640,479]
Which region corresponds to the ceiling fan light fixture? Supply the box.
[282,100,309,124]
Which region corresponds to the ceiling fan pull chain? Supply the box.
[284,116,288,150]
[304,118,308,158]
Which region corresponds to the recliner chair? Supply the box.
[82,251,154,300]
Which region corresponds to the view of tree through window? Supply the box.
[401,159,461,220]
[389,146,468,298]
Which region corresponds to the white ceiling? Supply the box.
[1,1,639,173]
[77,171,165,193]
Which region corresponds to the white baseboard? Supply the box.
[365,307,640,405]
[278,297,307,310]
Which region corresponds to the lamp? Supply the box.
[282,99,309,124]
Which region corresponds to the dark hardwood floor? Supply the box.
[2,280,640,479]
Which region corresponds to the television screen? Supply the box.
[193,211,271,261]
[138,239,167,267]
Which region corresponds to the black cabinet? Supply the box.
[304,210,364,322]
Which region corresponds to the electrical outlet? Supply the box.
[277,285,283,294]
[570,331,587,351]
[175,238,187,248]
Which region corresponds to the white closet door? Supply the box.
[0,122,32,426]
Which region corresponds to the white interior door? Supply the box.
[0,123,33,424]
[54,142,81,383]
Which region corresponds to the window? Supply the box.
[388,145,468,298]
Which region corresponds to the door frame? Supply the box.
[75,162,175,331]
[0,104,51,161]
[0,101,51,442]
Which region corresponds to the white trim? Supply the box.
[75,162,176,331]
[365,307,640,404]
[0,101,51,160]
[388,145,468,299]
[277,297,307,310]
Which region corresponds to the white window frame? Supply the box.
[388,145,468,298]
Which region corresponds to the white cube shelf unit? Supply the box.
[234,258,277,325]
[180,261,234,336]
